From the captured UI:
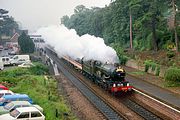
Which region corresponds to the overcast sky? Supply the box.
[1,0,110,33]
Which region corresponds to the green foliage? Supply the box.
[119,55,128,65]
[0,65,76,120]
[155,65,160,76]
[144,60,151,72]
[151,62,157,71]
[18,32,35,54]
[0,64,48,86]
[60,0,177,51]
[111,43,128,65]
[29,63,49,75]
[0,9,19,37]
[144,60,161,76]
[10,76,74,120]
[165,67,180,82]
[0,67,30,77]
[166,50,175,58]
[128,71,145,75]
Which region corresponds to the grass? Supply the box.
[127,71,145,76]
[164,81,180,87]
[0,64,77,120]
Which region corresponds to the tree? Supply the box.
[18,32,35,53]
[60,15,70,25]
[0,9,19,37]
[60,1,177,51]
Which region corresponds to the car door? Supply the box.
[18,59,26,64]
[30,111,44,120]
[17,112,30,120]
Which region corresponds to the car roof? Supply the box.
[0,90,13,93]
[3,94,29,99]
[0,84,8,90]
[16,107,40,112]
[1,57,10,58]
[8,101,31,105]
[0,84,6,87]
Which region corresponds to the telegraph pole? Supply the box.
[130,9,133,49]
[172,0,179,52]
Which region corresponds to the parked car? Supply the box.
[0,94,33,106]
[0,46,3,51]
[0,57,11,66]
[8,51,16,55]
[0,85,8,90]
[4,47,8,50]
[10,55,30,65]
[0,101,43,115]
[0,90,14,98]
[0,107,45,120]
[18,62,34,68]
[0,60,4,71]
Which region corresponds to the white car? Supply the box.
[8,51,16,55]
[0,90,14,98]
[18,62,34,68]
[0,57,11,66]
[0,101,43,115]
[0,61,4,70]
[0,106,45,120]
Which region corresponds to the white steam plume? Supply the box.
[36,25,119,64]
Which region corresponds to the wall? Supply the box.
[126,59,168,77]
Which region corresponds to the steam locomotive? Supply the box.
[62,56,133,93]
[45,47,133,93]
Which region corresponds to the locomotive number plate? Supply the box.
[122,88,127,90]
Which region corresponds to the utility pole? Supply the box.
[129,9,133,49]
[172,0,179,52]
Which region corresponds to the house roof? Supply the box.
[10,33,20,42]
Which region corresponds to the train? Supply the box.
[46,47,133,93]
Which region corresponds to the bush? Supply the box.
[119,55,128,65]
[165,67,180,82]
[144,60,161,76]
[144,60,152,72]
[167,50,175,59]
[29,63,49,75]
[155,65,160,76]
[0,68,30,78]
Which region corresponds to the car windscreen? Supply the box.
[4,102,14,110]
[10,109,20,118]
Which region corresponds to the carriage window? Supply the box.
[31,112,42,117]
[5,93,11,95]
[17,112,29,119]
[13,56,18,59]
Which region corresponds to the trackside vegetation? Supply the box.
[0,64,76,120]
[164,67,180,87]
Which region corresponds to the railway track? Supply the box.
[46,50,165,120]
[46,52,126,120]
[46,47,180,120]
[62,60,162,120]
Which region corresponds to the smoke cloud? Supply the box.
[36,25,119,64]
